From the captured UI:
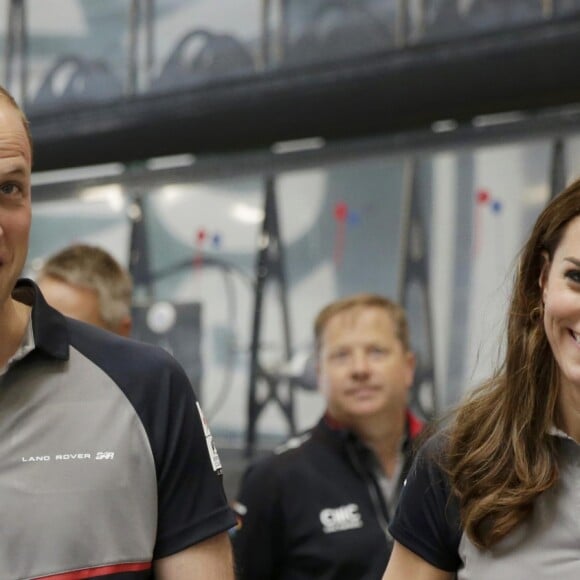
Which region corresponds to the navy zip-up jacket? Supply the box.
[232,412,422,580]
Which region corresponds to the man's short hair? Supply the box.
[38,244,133,329]
[314,293,410,352]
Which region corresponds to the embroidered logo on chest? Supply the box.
[319,503,363,533]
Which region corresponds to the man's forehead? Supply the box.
[0,153,30,175]
[330,305,391,324]
[323,306,395,338]
[0,105,32,165]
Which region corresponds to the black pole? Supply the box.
[245,175,295,457]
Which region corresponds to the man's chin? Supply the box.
[341,401,386,422]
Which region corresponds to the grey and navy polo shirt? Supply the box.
[0,279,235,580]
[390,430,580,579]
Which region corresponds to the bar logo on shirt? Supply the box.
[196,402,223,474]
[319,503,363,533]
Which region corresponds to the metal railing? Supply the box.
[2,0,574,109]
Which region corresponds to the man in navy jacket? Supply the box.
[233,293,423,580]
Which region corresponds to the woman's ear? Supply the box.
[539,251,550,301]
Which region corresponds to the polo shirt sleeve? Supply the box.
[232,456,287,579]
[151,355,236,558]
[388,434,463,572]
[63,321,236,560]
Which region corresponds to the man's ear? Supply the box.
[315,348,331,395]
[117,316,132,338]
[405,351,416,391]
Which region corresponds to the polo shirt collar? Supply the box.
[548,425,574,440]
[12,278,69,361]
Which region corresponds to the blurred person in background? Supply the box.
[37,243,133,336]
[233,293,423,580]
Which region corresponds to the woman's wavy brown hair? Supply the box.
[445,179,580,549]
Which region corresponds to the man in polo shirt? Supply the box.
[0,85,236,579]
[232,293,423,579]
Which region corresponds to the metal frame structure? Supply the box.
[4,0,27,103]
[550,137,567,199]
[398,157,437,419]
[2,1,579,171]
[245,176,295,456]
[5,0,580,452]
[27,95,579,451]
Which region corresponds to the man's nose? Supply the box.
[350,351,370,377]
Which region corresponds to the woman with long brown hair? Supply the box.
[383,180,580,579]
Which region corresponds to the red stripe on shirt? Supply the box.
[34,561,151,579]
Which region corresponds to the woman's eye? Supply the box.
[565,269,580,283]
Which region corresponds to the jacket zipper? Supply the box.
[345,442,391,540]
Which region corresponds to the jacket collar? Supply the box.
[317,410,423,488]
[12,278,69,361]
[321,409,424,444]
